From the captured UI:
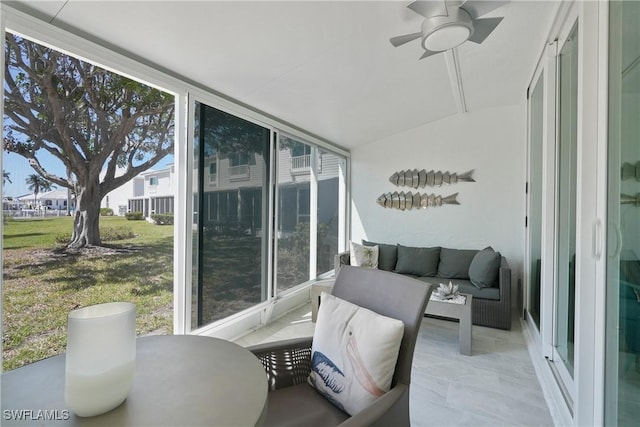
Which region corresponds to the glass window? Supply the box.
[229,152,250,166]
[275,136,342,292]
[2,32,174,371]
[192,102,270,329]
[316,150,342,277]
[554,22,579,379]
[150,177,159,186]
[605,1,640,424]
[528,73,545,329]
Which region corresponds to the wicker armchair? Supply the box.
[248,266,432,427]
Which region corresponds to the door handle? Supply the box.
[594,219,603,259]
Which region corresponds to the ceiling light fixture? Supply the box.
[389,0,506,61]
[421,8,473,52]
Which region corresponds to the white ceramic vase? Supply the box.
[64,302,136,417]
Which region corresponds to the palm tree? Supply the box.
[25,174,53,209]
[3,170,11,185]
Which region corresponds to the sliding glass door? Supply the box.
[605,1,640,424]
[553,21,579,387]
[275,135,342,294]
[527,67,545,330]
[192,102,271,328]
[190,103,348,330]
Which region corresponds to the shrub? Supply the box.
[100,208,114,216]
[151,213,174,225]
[101,226,135,241]
[53,226,135,244]
[125,211,144,221]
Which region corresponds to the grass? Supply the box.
[2,216,173,371]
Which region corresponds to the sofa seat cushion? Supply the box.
[263,383,349,427]
[414,276,501,301]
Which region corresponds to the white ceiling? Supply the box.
[5,1,559,149]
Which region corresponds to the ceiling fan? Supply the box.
[390,0,507,59]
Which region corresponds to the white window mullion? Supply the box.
[309,147,319,279]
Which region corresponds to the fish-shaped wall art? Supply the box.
[376,191,459,210]
[389,169,474,188]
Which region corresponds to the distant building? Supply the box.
[101,146,340,232]
[16,189,72,211]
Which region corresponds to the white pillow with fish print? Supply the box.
[308,292,404,415]
[349,241,379,269]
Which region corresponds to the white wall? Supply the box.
[350,104,526,292]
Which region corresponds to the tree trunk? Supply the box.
[67,181,102,249]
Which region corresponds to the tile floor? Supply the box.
[234,304,555,427]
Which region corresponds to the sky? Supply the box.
[2,149,175,198]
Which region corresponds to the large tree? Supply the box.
[2,169,11,185]
[4,33,174,249]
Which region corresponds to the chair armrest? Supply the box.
[338,384,409,427]
[247,337,313,391]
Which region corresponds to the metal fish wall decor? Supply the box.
[376,191,459,210]
[389,169,475,188]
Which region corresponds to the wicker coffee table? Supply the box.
[425,293,473,355]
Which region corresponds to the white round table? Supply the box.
[1,335,268,426]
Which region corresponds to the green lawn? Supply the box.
[2,216,174,371]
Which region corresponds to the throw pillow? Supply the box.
[363,240,397,271]
[437,248,478,279]
[394,244,440,276]
[349,241,379,269]
[469,248,502,288]
[308,293,405,415]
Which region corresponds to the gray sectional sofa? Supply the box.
[334,241,512,330]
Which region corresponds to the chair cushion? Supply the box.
[262,383,349,427]
[349,241,379,269]
[308,293,404,415]
[363,240,397,271]
[437,248,478,279]
[395,244,440,276]
[469,248,502,288]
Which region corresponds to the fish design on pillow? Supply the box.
[311,334,385,400]
[311,351,345,393]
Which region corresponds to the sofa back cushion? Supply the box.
[437,248,478,279]
[469,248,502,288]
[363,240,397,271]
[395,244,440,276]
[350,241,379,269]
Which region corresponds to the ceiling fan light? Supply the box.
[423,25,471,51]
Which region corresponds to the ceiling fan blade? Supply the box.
[461,0,508,19]
[419,49,440,60]
[468,17,503,44]
[390,32,423,47]
[407,0,449,18]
